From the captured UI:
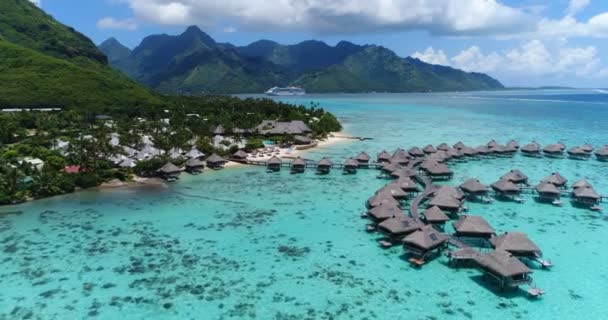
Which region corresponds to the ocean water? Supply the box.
[2,90,608,319]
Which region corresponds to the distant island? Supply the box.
[99,26,504,95]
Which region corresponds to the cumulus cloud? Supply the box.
[412,41,604,79]
[566,0,590,16]
[97,17,138,31]
[123,0,533,36]
[412,48,449,66]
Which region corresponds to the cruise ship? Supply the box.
[265,86,306,96]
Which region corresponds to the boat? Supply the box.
[265,87,306,96]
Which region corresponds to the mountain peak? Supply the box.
[181,25,216,46]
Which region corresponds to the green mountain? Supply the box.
[98,37,131,65]
[0,0,162,108]
[102,26,504,94]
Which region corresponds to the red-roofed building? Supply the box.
[63,165,81,174]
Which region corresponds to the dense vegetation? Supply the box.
[101,26,504,94]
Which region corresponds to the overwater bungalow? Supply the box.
[377,183,409,200]
[487,140,500,149]
[572,186,601,206]
[500,170,529,185]
[267,156,282,172]
[380,162,400,175]
[491,179,521,198]
[390,154,410,166]
[428,193,462,214]
[490,232,542,259]
[206,154,228,169]
[408,147,425,158]
[392,148,410,160]
[474,145,492,156]
[453,141,466,150]
[316,157,333,175]
[452,215,495,239]
[423,144,438,154]
[355,152,370,167]
[422,206,450,227]
[567,146,590,160]
[395,177,420,194]
[461,146,478,157]
[581,143,594,153]
[535,182,561,202]
[541,172,568,188]
[184,158,205,174]
[507,140,520,150]
[521,142,541,157]
[446,148,463,160]
[377,215,420,246]
[367,193,401,208]
[436,143,450,151]
[158,162,182,181]
[474,250,532,289]
[543,144,565,157]
[343,158,359,174]
[572,179,592,189]
[424,163,454,180]
[367,205,404,223]
[421,159,439,170]
[232,150,248,161]
[594,146,608,161]
[390,168,417,179]
[402,225,449,264]
[459,179,489,198]
[377,150,392,163]
[291,157,306,174]
[434,185,465,201]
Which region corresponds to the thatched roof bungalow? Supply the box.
[402,225,449,260]
[500,170,528,185]
[206,154,227,169]
[490,232,542,258]
[452,215,495,239]
[378,215,420,241]
[422,206,450,225]
[377,150,392,163]
[474,250,532,288]
[316,157,333,174]
[408,147,425,158]
[541,172,568,188]
[459,179,489,196]
[291,157,306,174]
[423,144,438,154]
[367,205,404,222]
[491,179,521,196]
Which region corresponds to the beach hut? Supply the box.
[290,157,307,174]
[507,140,520,150]
[367,193,401,208]
[422,206,450,227]
[206,154,227,169]
[490,232,542,258]
[595,146,608,161]
[185,148,205,159]
[459,179,489,197]
[402,225,449,264]
[377,183,409,200]
[316,157,333,175]
[436,143,450,151]
[367,205,404,223]
[474,250,532,289]
[535,182,561,202]
[543,144,565,157]
[355,152,370,167]
[267,156,282,172]
[408,146,425,158]
[377,150,392,163]
[567,146,590,160]
[423,144,437,154]
[158,162,182,181]
[395,177,420,193]
[541,172,568,188]
[573,186,601,206]
[500,170,529,185]
[521,142,541,157]
[428,193,462,214]
[491,179,521,197]
[343,158,359,174]
[572,179,592,189]
[453,141,466,150]
[424,163,454,180]
[452,215,495,239]
[581,143,594,153]
[184,158,205,174]
[232,150,248,160]
[377,215,420,245]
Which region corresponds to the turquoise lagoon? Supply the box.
[2,90,608,319]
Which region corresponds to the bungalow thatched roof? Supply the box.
[453,141,466,149]
[487,140,500,149]
[573,186,601,200]
[572,179,592,189]
[292,157,307,167]
[429,194,461,210]
[390,168,417,179]
[543,144,564,153]
[535,182,560,195]
[344,158,359,167]
[521,142,541,153]
[423,206,450,223]
[207,154,227,164]
[233,150,248,159]
[425,163,453,176]
[377,150,392,161]
[355,151,370,162]
[368,192,401,208]
[390,154,410,165]
[446,148,461,158]
[491,179,521,193]
[474,145,491,154]
[423,144,437,154]
[185,157,205,168]
[377,183,408,199]
[158,162,182,174]
[490,232,541,256]
[381,162,400,173]
[507,140,519,149]
[474,250,531,277]
[378,215,419,235]
[567,146,587,155]
[368,205,403,221]
[459,179,488,194]
[581,143,594,152]
[186,148,205,159]
[267,156,282,165]
[541,172,567,187]
[408,147,425,157]
[395,177,420,192]
[392,148,409,159]
[595,146,608,157]
[435,185,465,200]
[461,146,478,156]
[453,215,495,236]
[436,143,450,151]
[421,160,439,170]
[402,225,448,250]
[500,170,528,184]
[317,157,333,167]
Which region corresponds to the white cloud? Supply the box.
[566,0,590,16]
[412,40,605,80]
[411,47,449,66]
[222,26,237,33]
[123,0,533,36]
[97,17,138,31]
[28,0,40,7]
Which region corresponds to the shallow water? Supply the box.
[2,90,608,319]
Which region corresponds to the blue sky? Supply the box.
[36,0,608,87]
